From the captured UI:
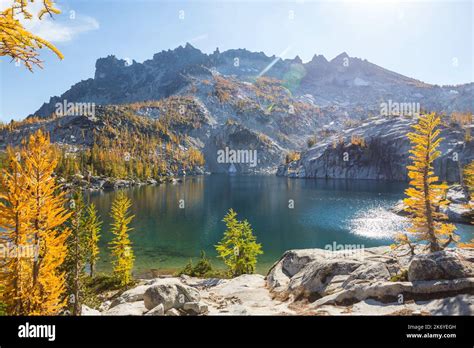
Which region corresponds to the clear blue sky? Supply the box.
[1,0,472,122]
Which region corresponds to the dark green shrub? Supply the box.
[176,251,224,278]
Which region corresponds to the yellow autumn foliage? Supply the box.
[458,161,474,248]
[0,0,63,70]
[109,192,135,286]
[0,130,70,315]
[401,113,457,252]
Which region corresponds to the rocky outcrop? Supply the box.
[278,117,473,182]
[93,246,474,316]
[267,246,400,300]
[204,122,285,174]
[266,246,474,315]
[96,274,294,316]
[407,249,474,281]
[143,278,201,312]
[102,278,208,316]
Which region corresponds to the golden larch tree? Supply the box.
[458,161,474,248]
[109,192,135,286]
[463,160,474,198]
[402,113,457,252]
[22,130,71,314]
[0,0,64,70]
[0,148,33,315]
[0,130,70,315]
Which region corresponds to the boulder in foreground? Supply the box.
[266,246,474,312]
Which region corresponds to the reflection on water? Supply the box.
[87,175,474,275]
[349,207,411,239]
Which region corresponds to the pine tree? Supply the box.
[215,209,263,276]
[0,148,33,315]
[22,130,71,315]
[109,192,135,286]
[402,113,457,252]
[63,192,88,315]
[84,203,102,277]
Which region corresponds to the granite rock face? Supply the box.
[266,246,474,311]
[267,246,401,300]
[277,117,474,182]
[407,249,474,281]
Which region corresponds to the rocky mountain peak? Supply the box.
[307,54,329,66]
[220,48,271,62]
[31,46,473,119]
[149,43,207,67]
[330,52,351,66]
[94,55,128,79]
[292,55,303,64]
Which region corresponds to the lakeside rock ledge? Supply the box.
[266,246,474,315]
[87,246,474,316]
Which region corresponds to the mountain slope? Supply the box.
[33,44,473,118]
[2,45,472,180]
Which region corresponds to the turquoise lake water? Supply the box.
[88,175,474,275]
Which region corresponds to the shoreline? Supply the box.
[89,245,474,316]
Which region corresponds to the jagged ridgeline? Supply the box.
[0,44,473,179]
